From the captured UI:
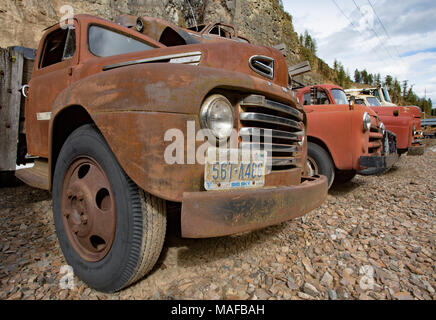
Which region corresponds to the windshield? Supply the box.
[367,97,381,106]
[331,89,348,104]
[382,88,392,103]
[88,25,154,57]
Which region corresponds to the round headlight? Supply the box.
[380,122,386,135]
[363,112,371,131]
[200,94,234,140]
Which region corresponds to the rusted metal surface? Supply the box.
[297,84,383,171]
[181,175,328,238]
[61,156,116,262]
[116,15,251,45]
[367,106,415,151]
[15,159,49,190]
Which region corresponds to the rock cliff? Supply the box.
[0,0,334,84]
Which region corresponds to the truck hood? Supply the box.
[92,42,289,89]
[369,106,414,120]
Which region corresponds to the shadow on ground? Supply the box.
[152,204,287,271]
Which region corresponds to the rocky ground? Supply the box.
[1,141,435,300]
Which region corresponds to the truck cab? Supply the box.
[6,14,327,292]
[296,84,398,188]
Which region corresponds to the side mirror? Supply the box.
[349,96,355,110]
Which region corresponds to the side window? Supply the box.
[302,91,330,105]
[88,25,154,57]
[40,28,76,68]
[63,28,76,60]
[303,93,311,105]
[317,91,330,105]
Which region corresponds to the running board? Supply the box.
[15,159,49,190]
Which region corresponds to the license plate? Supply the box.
[204,148,266,190]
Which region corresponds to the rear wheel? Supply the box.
[307,142,335,188]
[52,124,166,292]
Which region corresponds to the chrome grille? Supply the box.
[368,116,383,155]
[239,95,304,171]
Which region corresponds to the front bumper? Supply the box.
[180,175,328,238]
[360,153,399,169]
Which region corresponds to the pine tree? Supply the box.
[354,69,361,83]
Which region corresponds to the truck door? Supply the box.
[25,22,78,158]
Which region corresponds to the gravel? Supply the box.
[1,141,435,300]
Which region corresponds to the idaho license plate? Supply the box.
[204,148,267,191]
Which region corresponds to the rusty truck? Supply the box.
[346,89,425,156]
[0,14,327,292]
[295,84,398,187]
[348,92,425,155]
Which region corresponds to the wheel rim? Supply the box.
[306,156,319,177]
[61,156,116,262]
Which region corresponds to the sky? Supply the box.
[283,0,436,106]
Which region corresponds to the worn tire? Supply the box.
[334,170,357,184]
[307,142,335,188]
[52,124,166,292]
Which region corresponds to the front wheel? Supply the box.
[52,124,166,292]
[307,142,335,188]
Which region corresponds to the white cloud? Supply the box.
[283,0,436,104]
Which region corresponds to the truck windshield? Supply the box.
[88,25,154,57]
[331,89,348,104]
[382,88,392,103]
[367,97,381,106]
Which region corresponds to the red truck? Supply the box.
[1,14,328,292]
[346,90,425,155]
[296,84,398,187]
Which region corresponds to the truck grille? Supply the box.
[384,130,397,155]
[368,116,383,155]
[238,95,304,171]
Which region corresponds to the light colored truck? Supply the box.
[0,14,327,292]
[345,87,396,106]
